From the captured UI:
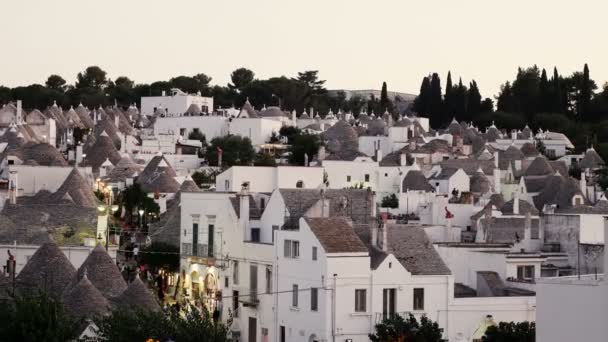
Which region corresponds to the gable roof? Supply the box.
[305,217,367,254]
[385,224,451,275]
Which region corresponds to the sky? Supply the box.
[1,0,607,98]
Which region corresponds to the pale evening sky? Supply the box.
[1,0,606,98]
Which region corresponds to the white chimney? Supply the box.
[400,153,407,166]
[75,144,83,165]
[291,109,296,123]
[162,90,166,96]
[114,114,119,128]
[513,192,520,215]
[538,217,545,242]
[409,140,416,151]
[16,100,22,124]
[8,170,18,205]
[511,130,517,140]
[371,224,378,248]
[376,149,383,162]
[239,183,250,239]
[493,151,499,168]
[493,168,501,193]
[445,215,453,242]
[381,225,388,252]
[580,172,587,199]
[317,145,326,161]
[304,153,309,167]
[524,212,532,246]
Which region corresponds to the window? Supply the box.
[233,261,239,285]
[192,223,199,255]
[224,180,230,190]
[251,228,261,242]
[292,284,299,307]
[296,180,304,188]
[280,326,286,342]
[385,173,388,177]
[382,288,396,319]
[266,267,272,294]
[284,240,299,258]
[260,198,266,210]
[250,264,258,302]
[413,288,424,311]
[365,174,370,182]
[208,224,214,257]
[355,289,367,312]
[311,287,318,311]
[312,247,317,261]
[347,175,351,182]
[517,265,535,281]
[233,290,239,317]
[225,276,229,288]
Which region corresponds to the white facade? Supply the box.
[141,91,213,116]
[229,118,283,146]
[154,116,227,141]
[322,157,379,190]
[215,166,325,193]
[431,168,470,195]
[0,243,117,274]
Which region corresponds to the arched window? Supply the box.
[296,180,304,188]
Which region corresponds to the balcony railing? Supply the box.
[181,243,210,258]
[373,311,424,324]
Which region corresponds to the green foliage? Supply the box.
[140,242,179,272]
[118,183,160,223]
[206,135,256,167]
[288,133,320,165]
[230,68,255,91]
[279,126,301,143]
[482,321,535,342]
[254,152,277,166]
[369,314,445,342]
[45,74,66,91]
[76,66,108,89]
[188,130,207,146]
[381,194,399,208]
[96,306,231,342]
[191,170,218,186]
[0,293,78,342]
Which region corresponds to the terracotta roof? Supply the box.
[63,274,110,319]
[402,170,434,192]
[112,276,160,312]
[16,242,76,298]
[386,224,451,275]
[304,217,367,253]
[76,244,127,298]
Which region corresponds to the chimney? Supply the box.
[580,172,587,199]
[16,100,22,124]
[511,129,517,140]
[76,144,83,165]
[304,153,309,167]
[371,223,378,248]
[376,148,383,162]
[291,109,296,123]
[239,183,250,238]
[493,168,501,193]
[8,170,18,205]
[409,140,416,151]
[162,90,166,96]
[317,145,326,161]
[513,192,520,215]
[493,151,499,168]
[381,224,388,252]
[524,212,532,248]
[114,114,119,128]
[400,153,407,166]
[445,214,453,242]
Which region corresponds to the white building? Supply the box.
[215,166,325,193]
[141,89,214,116]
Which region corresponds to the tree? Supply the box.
[279,126,301,143]
[429,73,443,126]
[444,71,455,118]
[76,66,108,89]
[538,68,551,113]
[254,152,277,166]
[96,306,231,342]
[296,70,326,94]
[380,81,390,111]
[413,76,431,116]
[381,194,399,208]
[206,135,256,167]
[191,170,218,187]
[188,130,207,147]
[482,321,535,342]
[369,314,445,342]
[454,78,468,121]
[497,81,517,112]
[230,68,255,91]
[118,183,160,224]
[45,74,66,91]
[467,80,482,120]
[0,293,78,342]
[288,133,320,165]
[140,242,179,272]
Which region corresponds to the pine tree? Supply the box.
[413,76,431,116]
[497,81,517,112]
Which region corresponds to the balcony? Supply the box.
[181,243,213,258]
[373,312,425,324]
[238,289,259,307]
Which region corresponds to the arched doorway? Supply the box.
[190,270,201,301]
[203,271,219,313]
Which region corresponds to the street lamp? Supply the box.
[138,209,144,229]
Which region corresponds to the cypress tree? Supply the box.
[539,68,551,112]
[454,78,468,121]
[551,67,567,113]
[413,76,431,116]
[444,71,454,118]
[467,80,482,120]
[497,81,517,112]
[578,63,592,119]
[380,81,389,111]
[429,73,443,127]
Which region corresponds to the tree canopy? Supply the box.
[482,321,535,342]
[369,314,445,342]
[206,135,256,167]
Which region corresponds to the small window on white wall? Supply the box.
[296,180,304,188]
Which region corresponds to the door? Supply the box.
[208,224,214,257]
[280,326,286,342]
[382,288,396,319]
[248,317,257,342]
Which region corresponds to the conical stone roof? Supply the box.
[76,244,127,298]
[85,133,122,171]
[113,276,160,313]
[51,168,97,208]
[63,274,110,319]
[136,155,180,193]
[524,156,554,177]
[16,242,76,298]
